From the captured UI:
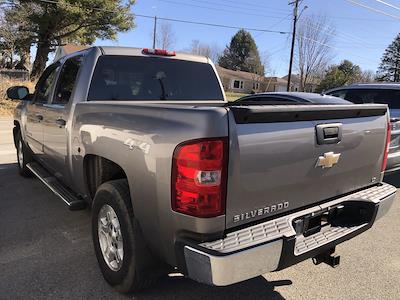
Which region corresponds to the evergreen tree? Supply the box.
[218,29,264,75]
[3,0,136,79]
[317,60,362,92]
[377,34,400,82]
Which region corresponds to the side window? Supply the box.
[34,66,60,103]
[329,90,347,99]
[53,56,83,105]
[344,90,364,104]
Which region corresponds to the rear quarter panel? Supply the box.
[70,102,228,265]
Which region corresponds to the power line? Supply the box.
[153,16,290,34]
[254,13,293,38]
[297,35,380,64]
[185,0,290,15]
[32,0,290,34]
[220,0,292,13]
[374,0,400,11]
[158,0,292,20]
[301,17,380,49]
[345,0,400,20]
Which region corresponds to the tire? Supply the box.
[16,131,33,177]
[91,179,158,294]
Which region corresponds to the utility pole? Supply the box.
[152,16,157,49]
[287,0,299,92]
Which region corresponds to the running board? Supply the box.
[27,162,86,211]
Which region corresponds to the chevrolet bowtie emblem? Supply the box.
[316,152,341,168]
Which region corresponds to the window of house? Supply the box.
[253,82,260,90]
[233,80,244,89]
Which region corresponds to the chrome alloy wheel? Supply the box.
[98,204,124,271]
[17,139,24,169]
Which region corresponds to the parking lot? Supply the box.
[0,116,399,300]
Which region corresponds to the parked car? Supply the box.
[326,84,400,174]
[6,47,396,294]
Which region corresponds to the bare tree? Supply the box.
[156,22,176,50]
[295,15,335,92]
[189,40,222,63]
[359,70,375,83]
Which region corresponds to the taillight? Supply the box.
[142,48,176,56]
[171,138,228,217]
[382,122,391,172]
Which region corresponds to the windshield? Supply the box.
[87,55,224,101]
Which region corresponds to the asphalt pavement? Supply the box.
[0,116,399,300]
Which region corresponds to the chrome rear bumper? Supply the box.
[182,183,396,286]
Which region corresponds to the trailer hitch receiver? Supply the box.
[312,247,341,268]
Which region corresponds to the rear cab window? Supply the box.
[87,56,224,101]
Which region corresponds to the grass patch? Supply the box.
[225,92,248,102]
[0,78,35,116]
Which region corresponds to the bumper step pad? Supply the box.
[294,224,364,255]
[200,183,396,254]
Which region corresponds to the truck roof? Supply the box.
[87,46,211,64]
[328,83,400,91]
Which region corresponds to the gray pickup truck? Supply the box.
[7,46,397,294]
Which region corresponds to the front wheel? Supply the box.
[16,131,32,177]
[91,179,158,294]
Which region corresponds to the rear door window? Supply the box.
[53,56,83,105]
[343,90,365,104]
[88,56,224,101]
[340,89,400,108]
[34,65,60,104]
[373,89,400,109]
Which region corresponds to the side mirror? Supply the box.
[6,86,30,100]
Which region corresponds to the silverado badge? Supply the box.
[316,152,341,169]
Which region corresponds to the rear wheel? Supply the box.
[92,179,158,293]
[16,131,32,177]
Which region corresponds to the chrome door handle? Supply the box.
[56,118,66,127]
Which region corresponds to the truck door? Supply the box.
[42,55,83,187]
[25,64,60,159]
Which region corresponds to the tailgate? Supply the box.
[225,104,388,229]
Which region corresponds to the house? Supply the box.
[281,74,319,92]
[216,66,296,94]
[53,44,89,62]
[264,77,288,92]
[216,66,266,93]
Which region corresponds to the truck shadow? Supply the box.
[384,172,400,188]
[0,162,290,299]
[136,275,290,300]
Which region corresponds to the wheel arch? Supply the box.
[83,154,130,201]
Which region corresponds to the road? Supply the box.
[0,116,399,300]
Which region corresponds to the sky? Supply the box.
[92,0,400,77]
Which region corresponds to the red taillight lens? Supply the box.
[172,138,228,217]
[142,48,176,56]
[382,122,391,172]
